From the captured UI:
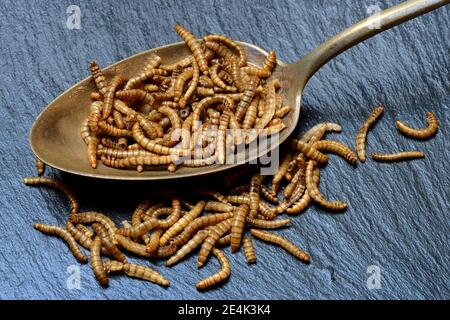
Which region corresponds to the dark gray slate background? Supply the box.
[0,0,448,300]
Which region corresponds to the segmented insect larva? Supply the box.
[171,212,234,247]
[103,259,124,274]
[90,91,103,101]
[150,199,182,230]
[130,200,149,242]
[23,177,79,215]
[242,94,259,129]
[117,217,158,238]
[216,234,231,247]
[217,109,230,164]
[199,75,215,88]
[142,84,159,93]
[34,223,87,263]
[124,68,168,90]
[161,55,193,72]
[254,81,276,129]
[262,50,276,72]
[159,200,205,246]
[173,67,194,101]
[97,148,157,159]
[306,161,347,211]
[92,223,127,263]
[204,201,235,212]
[166,230,209,267]
[288,139,329,165]
[271,153,292,194]
[90,237,108,287]
[260,185,279,203]
[88,101,103,135]
[87,136,100,169]
[300,122,342,143]
[258,201,277,220]
[246,217,291,229]
[35,157,45,176]
[248,174,263,218]
[115,89,154,105]
[76,224,94,239]
[197,87,215,96]
[257,93,265,117]
[198,219,232,267]
[241,66,271,78]
[192,95,235,129]
[371,151,425,162]
[123,263,170,287]
[250,229,310,263]
[274,105,292,118]
[204,34,247,67]
[204,41,239,65]
[145,228,164,254]
[356,105,384,162]
[313,140,358,165]
[235,77,259,122]
[66,221,93,251]
[97,119,133,138]
[283,155,306,199]
[196,248,230,291]
[175,24,208,75]
[89,61,108,95]
[218,69,234,86]
[139,117,164,140]
[395,112,438,139]
[230,204,249,252]
[103,75,128,119]
[80,117,91,145]
[242,237,256,264]
[70,212,118,244]
[112,111,126,129]
[210,62,237,92]
[115,234,152,257]
[142,54,163,72]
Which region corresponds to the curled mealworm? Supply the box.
[75,224,94,239]
[395,112,438,139]
[198,219,232,267]
[70,212,118,245]
[91,237,109,287]
[204,34,247,67]
[250,229,310,263]
[356,105,384,162]
[204,41,239,65]
[262,50,276,73]
[92,223,127,263]
[66,221,93,251]
[288,139,328,165]
[196,248,230,291]
[249,175,264,218]
[123,263,170,287]
[166,230,209,267]
[209,62,237,92]
[34,223,87,263]
[89,61,108,95]
[284,154,306,199]
[124,68,168,91]
[260,185,279,203]
[230,204,249,252]
[313,140,358,165]
[23,177,79,215]
[175,23,208,75]
[103,75,128,119]
[371,151,424,162]
[242,236,256,264]
[246,217,291,229]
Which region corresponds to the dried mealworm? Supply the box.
[235,77,259,122]
[35,157,45,176]
[255,82,276,129]
[246,217,291,229]
[242,236,256,264]
[313,140,358,165]
[371,151,425,162]
[356,105,384,162]
[231,204,249,252]
[98,119,133,138]
[274,105,292,118]
[89,61,108,95]
[123,263,170,287]
[124,69,168,90]
[23,177,79,215]
[103,75,128,118]
[262,50,276,73]
[90,237,108,287]
[173,67,194,101]
[210,62,237,92]
[92,223,127,263]
[159,200,205,246]
[175,23,208,75]
[80,117,91,145]
[158,105,182,129]
[198,219,232,267]
[166,230,209,267]
[283,154,306,199]
[288,139,329,165]
[204,34,247,66]
[395,112,438,139]
[115,89,154,105]
[249,174,263,218]
[217,109,230,164]
[306,160,347,211]
[242,94,259,129]
[241,66,271,78]
[34,223,87,263]
[192,95,235,128]
[196,248,230,291]
[250,229,310,263]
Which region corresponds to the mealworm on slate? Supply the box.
[300,122,342,143]
[288,139,329,165]
[246,217,291,229]
[395,111,438,139]
[230,204,249,252]
[166,230,209,267]
[145,229,164,254]
[196,248,231,291]
[260,184,279,203]
[216,234,231,247]
[123,263,170,287]
[91,237,109,287]
[103,259,124,274]
[34,223,87,263]
[204,201,235,212]
[249,175,264,218]
[242,236,256,264]
[271,153,292,194]
[75,223,94,239]
[250,229,310,263]
[313,140,358,165]
[371,151,425,162]
[356,105,384,162]
[66,221,93,251]
[92,223,127,263]
[175,23,208,75]
[198,219,232,267]
[70,212,118,244]
[262,50,277,72]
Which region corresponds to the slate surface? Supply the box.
[0,0,448,300]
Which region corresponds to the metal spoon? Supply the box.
[30,0,449,180]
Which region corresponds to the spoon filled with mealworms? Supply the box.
[29,0,448,180]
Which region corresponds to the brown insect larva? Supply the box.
[117,217,158,238]
[142,54,163,72]
[88,100,103,135]
[103,259,124,274]
[142,84,159,93]
[288,139,329,166]
[283,154,306,199]
[87,136,100,169]
[371,151,425,162]
[90,91,103,101]
[115,234,151,257]
[300,122,342,143]
[241,66,271,78]
[23,177,79,215]
[92,223,127,263]
[356,105,384,162]
[230,204,249,252]
[158,105,182,130]
[242,236,256,264]
[235,77,259,122]
[274,105,292,119]
[204,201,235,213]
[197,87,215,96]
[216,234,231,247]
[192,95,235,129]
[260,185,279,203]
[395,112,439,139]
[271,153,292,194]
[246,217,291,229]
[80,117,91,145]
[159,200,205,246]
[204,41,239,66]
[218,69,234,86]
[70,212,118,244]
[151,199,182,229]
[242,94,259,130]
[210,62,237,92]
[124,68,168,91]
[199,75,215,88]
[103,75,128,119]
[123,263,170,287]
[34,223,87,263]
[173,67,194,101]
[89,61,108,95]
[313,140,358,165]
[90,237,109,287]
[305,161,347,212]
[35,157,45,176]
[249,174,263,218]
[250,229,310,263]
[145,229,164,254]
[196,248,230,291]
[257,93,265,118]
[66,221,93,251]
[198,219,232,267]
[115,89,154,105]
[217,109,230,164]
[112,110,126,129]
[254,82,276,129]
[97,119,133,138]
[262,50,277,73]
[204,34,247,67]
[175,23,208,75]
[166,230,209,267]
[75,224,94,239]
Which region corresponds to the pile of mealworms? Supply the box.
[82,23,290,172]
[27,105,438,291]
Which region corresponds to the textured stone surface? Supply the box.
[0,0,448,299]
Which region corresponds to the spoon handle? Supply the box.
[294,0,449,86]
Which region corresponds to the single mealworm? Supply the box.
[216,234,231,247]
[75,224,94,239]
[235,77,259,122]
[313,140,358,165]
[246,217,291,229]
[205,41,239,65]
[288,139,329,165]
[262,50,276,73]
[242,236,256,264]
[124,68,168,90]
[274,105,292,118]
[241,66,271,78]
[88,61,108,95]
[70,212,118,244]
[204,34,247,67]
[198,219,232,267]
[145,229,164,254]
[217,109,230,164]
[192,95,235,129]
[255,82,276,129]
[115,234,152,257]
[103,259,124,274]
[371,151,424,162]
[103,75,128,118]
[173,67,194,101]
[34,223,87,263]
[142,84,159,92]
[306,161,347,211]
[175,24,208,75]
[199,75,215,88]
[250,229,310,263]
[90,91,103,101]
[80,117,91,145]
[257,93,265,117]
[113,109,126,129]
[23,177,79,215]
[260,185,279,203]
[284,154,306,199]
[166,230,209,267]
[92,223,127,263]
[231,204,249,252]
[66,221,93,251]
[395,112,438,139]
[90,237,109,287]
[209,62,237,92]
[97,147,157,159]
[204,201,235,212]
[356,105,384,162]
[196,248,230,291]
[249,175,264,218]
[159,200,205,246]
[300,122,342,143]
[35,157,45,176]
[179,60,200,108]
[97,119,133,138]
[242,94,259,129]
[115,89,154,105]
[271,153,292,194]
[158,105,182,129]
[123,263,170,287]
